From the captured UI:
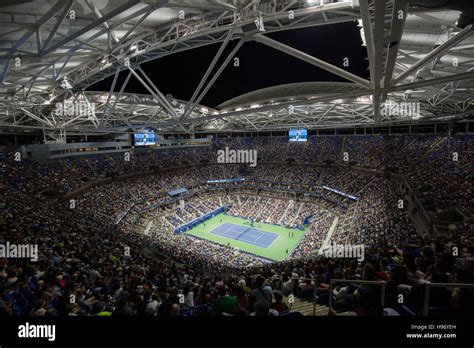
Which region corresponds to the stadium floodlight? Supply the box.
[130,44,138,52]
[356,96,372,103]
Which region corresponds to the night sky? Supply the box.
[87,21,369,108]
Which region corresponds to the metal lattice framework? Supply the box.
[0,0,473,136]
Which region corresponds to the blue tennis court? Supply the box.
[210,222,279,248]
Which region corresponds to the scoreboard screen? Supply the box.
[134,131,156,146]
[289,129,307,142]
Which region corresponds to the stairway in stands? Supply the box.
[415,136,448,165]
[285,297,329,316]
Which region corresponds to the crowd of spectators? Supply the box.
[5,134,472,216]
[1,133,473,317]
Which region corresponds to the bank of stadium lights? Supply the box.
[356,96,372,103]
[250,104,261,109]
[97,94,108,101]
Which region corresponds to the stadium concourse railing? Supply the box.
[325,279,474,316]
[265,276,325,316]
[268,277,387,316]
[328,279,387,316]
[421,282,474,316]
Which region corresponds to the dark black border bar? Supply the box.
[0,316,473,347]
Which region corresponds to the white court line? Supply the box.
[249,239,273,248]
[213,228,239,237]
[254,233,279,247]
[214,224,278,248]
[244,229,262,237]
[246,232,279,248]
[239,234,259,243]
[225,230,241,237]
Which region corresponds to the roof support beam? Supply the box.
[111,5,156,54]
[167,89,373,127]
[99,67,121,128]
[372,0,385,125]
[184,38,246,121]
[128,66,186,131]
[394,24,473,84]
[180,26,236,123]
[0,0,66,84]
[81,91,99,128]
[20,107,54,127]
[209,0,237,11]
[85,0,119,44]
[135,66,179,121]
[41,0,75,52]
[253,33,371,89]
[384,0,408,88]
[389,70,474,92]
[414,13,459,30]
[40,0,140,57]
[358,0,375,88]
[172,70,474,128]
[101,70,133,128]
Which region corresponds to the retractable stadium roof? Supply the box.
[0,0,473,138]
